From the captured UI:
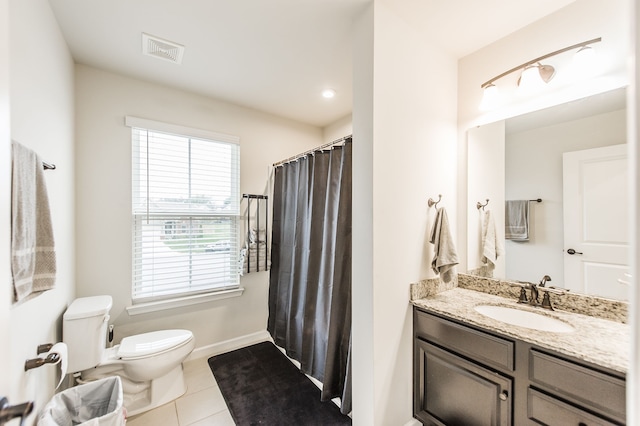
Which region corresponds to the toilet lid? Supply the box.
[117,329,192,359]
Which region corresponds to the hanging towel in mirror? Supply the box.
[505,200,529,241]
[429,207,459,283]
[481,210,503,270]
[11,140,56,303]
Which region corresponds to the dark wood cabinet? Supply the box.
[413,307,626,425]
[414,339,512,425]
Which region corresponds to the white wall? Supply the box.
[0,0,11,400]
[457,0,630,270]
[351,1,458,424]
[505,108,626,283]
[74,64,322,353]
[7,0,76,421]
[323,114,353,143]
[351,4,374,424]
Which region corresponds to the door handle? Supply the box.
[566,248,583,255]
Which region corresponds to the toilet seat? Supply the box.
[117,329,193,360]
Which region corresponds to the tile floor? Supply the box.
[126,357,235,426]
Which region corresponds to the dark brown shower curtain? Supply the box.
[268,139,352,415]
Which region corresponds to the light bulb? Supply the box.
[479,84,499,111]
[517,65,546,95]
[571,45,599,80]
[322,89,336,99]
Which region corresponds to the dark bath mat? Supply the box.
[208,341,351,426]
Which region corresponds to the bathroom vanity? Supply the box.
[412,287,628,425]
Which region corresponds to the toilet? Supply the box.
[63,295,195,417]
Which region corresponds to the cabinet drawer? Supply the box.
[414,309,514,371]
[530,349,625,423]
[528,388,619,426]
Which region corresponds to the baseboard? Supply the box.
[403,418,421,426]
[186,330,272,361]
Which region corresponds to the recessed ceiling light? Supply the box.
[322,89,336,99]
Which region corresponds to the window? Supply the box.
[127,117,240,303]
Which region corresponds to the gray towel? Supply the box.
[481,210,503,270]
[505,200,529,241]
[11,141,56,302]
[430,207,459,283]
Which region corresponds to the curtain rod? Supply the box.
[273,134,352,167]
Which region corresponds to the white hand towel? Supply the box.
[505,200,529,240]
[429,207,459,283]
[481,210,503,270]
[11,141,56,302]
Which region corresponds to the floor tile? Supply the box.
[126,402,179,426]
[183,357,210,374]
[184,359,218,395]
[176,386,228,426]
[185,409,236,426]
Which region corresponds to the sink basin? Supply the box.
[474,305,575,333]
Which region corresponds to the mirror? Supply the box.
[467,87,628,301]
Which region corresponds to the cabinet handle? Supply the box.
[499,390,508,401]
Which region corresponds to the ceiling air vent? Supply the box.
[142,33,184,64]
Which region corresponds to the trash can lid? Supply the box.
[64,295,113,320]
[117,329,193,359]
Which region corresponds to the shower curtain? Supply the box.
[268,139,352,414]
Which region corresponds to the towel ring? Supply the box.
[477,199,489,210]
[428,194,442,209]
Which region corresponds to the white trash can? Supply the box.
[37,376,125,426]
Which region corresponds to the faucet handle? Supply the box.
[508,282,529,303]
[540,291,555,310]
[540,287,569,310]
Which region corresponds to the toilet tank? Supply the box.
[63,295,113,373]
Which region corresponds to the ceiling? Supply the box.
[48,0,576,128]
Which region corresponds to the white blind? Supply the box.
[130,123,240,303]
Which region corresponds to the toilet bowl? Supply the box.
[63,296,195,416]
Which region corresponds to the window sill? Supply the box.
[126,288,244,316]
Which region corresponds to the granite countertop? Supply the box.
[412,287,630,374]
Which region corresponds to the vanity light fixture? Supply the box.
[479,37,602,110]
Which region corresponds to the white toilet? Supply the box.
[63,295,195,416]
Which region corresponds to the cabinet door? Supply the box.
[414,339,512,426]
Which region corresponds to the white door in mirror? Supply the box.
[563,144,628,301]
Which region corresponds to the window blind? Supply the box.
[130,121,240,303]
